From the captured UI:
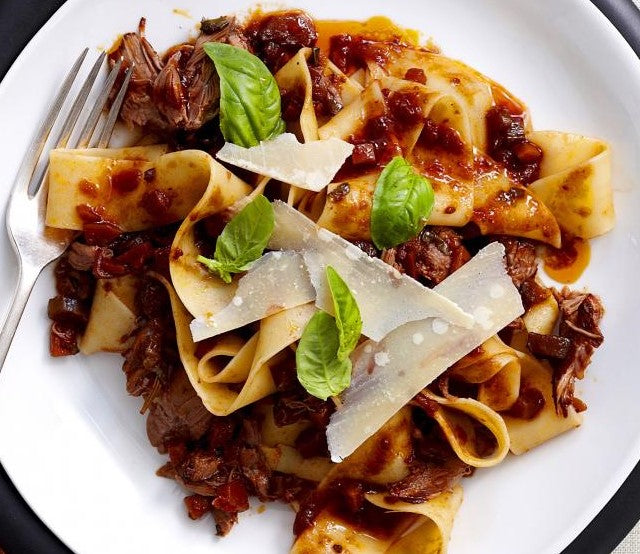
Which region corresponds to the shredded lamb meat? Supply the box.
[387,459,471,502]
[382,226,470,287]
[109,17,239,132]
[495,236,538,288]
[552,288,604,416]
[146,370,214,451]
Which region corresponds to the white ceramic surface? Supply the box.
[0,1,639,553]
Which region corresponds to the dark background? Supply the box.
[0,0,639,552]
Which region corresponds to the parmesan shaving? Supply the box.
[326,242,524,462]
[268,201,473,340]
[216,133,354,191]
[190,251,315,341]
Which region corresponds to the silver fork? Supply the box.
[0,49,134,371]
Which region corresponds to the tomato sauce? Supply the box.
[542,234,591,284]
[315,17,419,54]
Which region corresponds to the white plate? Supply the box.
[1,0,639,552]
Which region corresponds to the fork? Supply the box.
[0,49,134,371]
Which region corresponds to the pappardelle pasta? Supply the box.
[45,9,611,553]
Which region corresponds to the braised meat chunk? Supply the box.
[494,236,538,288]
[146,370,214,451]
[382,226,470,287]
[109,16,241,132]
[245,10,318,71]
[552,288,604,416]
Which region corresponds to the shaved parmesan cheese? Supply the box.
[268,201,473,340]
[216,133,354,191]
[327,242,524,462]
[190,251,315,341]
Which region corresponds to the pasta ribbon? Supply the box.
[448,335,523,412]
[197,334,256,383]
[46,146,210,231]
[472,170,562,247]
[502,353,583,455]
[153,272,314,416]
[376,46,497,151]
[423,390,510,467]
[79,275,139,354]
[275,47,319,143]
[448,335,520,384]
[367,487,463,554]
[529,131,614,238]
[291,409,463,554]
[261,444,334,482]
[168,152,252,321]
[522,292,560,335]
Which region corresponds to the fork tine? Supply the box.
[73,58,123,149]
[27,51,106,197]
[14,48,88,196]
[94,64,133,149]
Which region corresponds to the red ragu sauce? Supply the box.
[43,8,608,542]
[542,233,591,284]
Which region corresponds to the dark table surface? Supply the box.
[1,0,639,552]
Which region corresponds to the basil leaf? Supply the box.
[370,156,435,250]
[197,194,274,283]
[326,266,362,361]
[203,42,286,147]
[296,311,352,401]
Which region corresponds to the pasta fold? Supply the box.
[169,153,252,321]
[291,409,463,554]
[423,390,510,467]
[154,272,314,416]
[502,352,582,455]
[528,131,614,238]
[79,275,139,354]
[47,147,209,231]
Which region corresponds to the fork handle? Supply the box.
[0,264,41,372]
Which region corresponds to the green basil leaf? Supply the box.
[296,311,352,401]
[203,42,286,147]
[196,255,234,284]
[197,194,274,283]
[326,266,362,361]
[370,156,435,250]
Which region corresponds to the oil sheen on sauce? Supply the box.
[541,234,591,284]
[315,16,420,53]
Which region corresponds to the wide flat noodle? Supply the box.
[79,275,139,354]
[424,390,510,467]
[374,45,498,151]
[169,154,251,321]
[367,487,463,554]
[502,352,582,455]
[268,201,473,341]
[291,410,414,554]
[477,360,521,412]
[275,47,319,143]
[47,147,209,231]
[292,409,463,554]
[259,403,310,447]
[154,272,314,416]
[448,335,520,384]
[327,242,523,462]
[190,251,316,341]
[528,131,615,238]
[261,444,333,482]
[318,80,386,141]
[472,168,562,247]
[196,334,248,383]
[522,292,559,335]
[198,334,258,384]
